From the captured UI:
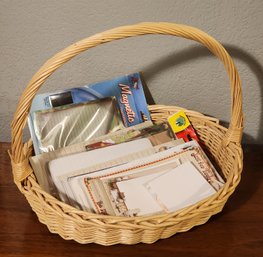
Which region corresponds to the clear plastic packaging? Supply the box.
[28,73,151,155]
[32,97,123,153]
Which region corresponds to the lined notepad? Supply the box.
[33,98,122,153]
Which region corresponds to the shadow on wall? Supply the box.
[141,44,263,144]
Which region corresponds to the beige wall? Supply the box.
[0,0,262,143]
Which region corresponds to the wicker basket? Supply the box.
[10,22,243,245]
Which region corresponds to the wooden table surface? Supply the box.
[0,142,262,257]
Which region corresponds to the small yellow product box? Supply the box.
[168,110,191,134]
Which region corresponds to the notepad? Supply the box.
[33,97,123,153]
[49,138,153,202]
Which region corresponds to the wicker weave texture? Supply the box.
[10,22,243,245]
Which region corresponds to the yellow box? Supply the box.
[168,110,191,133]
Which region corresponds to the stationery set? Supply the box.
[28,73,225,217]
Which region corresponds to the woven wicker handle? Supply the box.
[10,22,243,182]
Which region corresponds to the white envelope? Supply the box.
[115,171,168,216]
[144,162,216,212]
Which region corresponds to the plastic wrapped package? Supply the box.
[28,73,151,155]
[32,97,123,153]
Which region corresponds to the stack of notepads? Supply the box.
[30,121,224,217]
[28,73,225,217]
